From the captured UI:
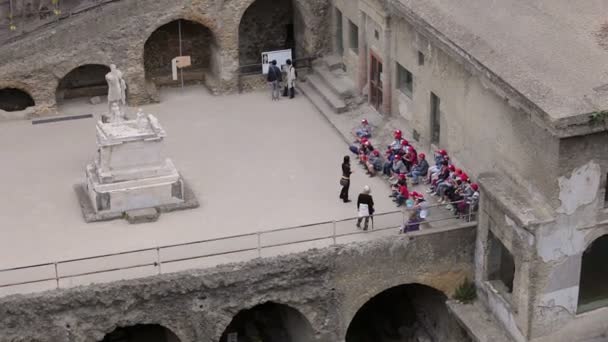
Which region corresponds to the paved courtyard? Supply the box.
[0,86,400,274]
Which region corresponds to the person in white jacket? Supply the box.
[285,59,297,99]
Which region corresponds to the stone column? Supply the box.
[357,11,367,95]
[381,18,392,116]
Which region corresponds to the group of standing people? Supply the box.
[340,155,375,231]
[266,59,297,101]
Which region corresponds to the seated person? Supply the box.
[390,173,408,196]
[409,153,429,185]
[358,140,374,162]
[388,154,407,182]
[457,183,479,219]
[427,149,448,183]
[388,130,403,152]
[394,183,410,207]
[354,119,372,138]
[349,137,368,155]
[366,150,383,176]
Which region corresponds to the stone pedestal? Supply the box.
[78,113,196,222]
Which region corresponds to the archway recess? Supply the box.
[144,19,217,87]
[220,302,314,342]
[56,64,110,104]
[578,235,608,313]
[0,88,35,112]
[345,284,470,342]
[99,324,180,342]
[238,0,301,70]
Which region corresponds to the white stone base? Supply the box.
[85,162,184,215]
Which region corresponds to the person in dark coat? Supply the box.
[340,155,352,203]
[357,185,375,230]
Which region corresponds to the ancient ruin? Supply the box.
[0,0,607,341]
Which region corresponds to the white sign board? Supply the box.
[227,332,238,342]
[261,49,293,74]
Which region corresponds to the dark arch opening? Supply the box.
[56,64,111,104]
[345,284,471,342]
[220,302,314,342]
[144,19,217,87]
[99,324,180,342]
[0,88,35,112]
[578,234,608,313]
[238,0,303,70]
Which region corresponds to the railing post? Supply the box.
[332,220,337,245]
[257,232,262,258]
[54,262,59,289]
[156,247,161,275]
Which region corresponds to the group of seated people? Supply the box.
[349,119,480,224]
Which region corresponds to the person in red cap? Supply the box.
[389,173,408,196]
[354,119,372,139]
[409,153,429,185]
[427,149,448,184]
[393,183,410,207]
[457,183,479,220]
[366,149,383,176]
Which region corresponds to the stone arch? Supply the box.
[55,64,111,104]
[98,323,181,342]
[143,17,220,90]
[344,283,469,342]
[0,86,36,112]
[578,234,608,313]
[219,301,315,342]
[237,0,303,69]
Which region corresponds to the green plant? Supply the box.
[589,110,608,126]
[453,278,477,304]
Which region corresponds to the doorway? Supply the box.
[335,8,343,56]
[430,92,441,144]
[370,53,383,111]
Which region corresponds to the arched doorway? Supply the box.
[56,64,111,104]
[144,19,217,87]
[220,302,314,342]
[0,88,35,112]
[578,235,608,313]
[99,324,180,342]
[345,284,470,342]
[238,0,302,69]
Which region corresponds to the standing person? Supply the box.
[339,155,352,203]
[356,185,375,230]
[267,60,282,101]
[285,59,297,99]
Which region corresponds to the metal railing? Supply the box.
[0,201,476,297]
[239,56,318,75]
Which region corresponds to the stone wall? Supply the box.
[0,0,330,115]
[0,226,475,342]
[144,20,215,76]
[238,0,293,65]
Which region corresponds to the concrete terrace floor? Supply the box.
[0,86,403,273]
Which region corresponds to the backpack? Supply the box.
[266,67,275,82]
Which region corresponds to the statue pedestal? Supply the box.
[79,114,196,221]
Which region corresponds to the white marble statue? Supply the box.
[136,108,148,129]
[105,64,127,115]
[109,102,125,122]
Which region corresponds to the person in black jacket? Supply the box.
[340,155,352,203]
[357,185,375,230]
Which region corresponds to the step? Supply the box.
[446,300,513,342]
[304,74,348,113]
[313,64,355,99]
[321,54,345,71]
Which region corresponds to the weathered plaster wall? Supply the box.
[0,0,330,116]
[389,16,561,206]
[0,226,475,342]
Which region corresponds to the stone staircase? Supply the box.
[299,56,363,114]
